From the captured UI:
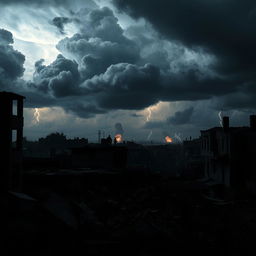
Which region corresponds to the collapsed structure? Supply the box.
[201,115,256,194]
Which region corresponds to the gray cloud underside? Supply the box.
[51,17,73,34]
[0,0,75,6]
[167,107,194,125]
[0,29,25,88]
[144,107,194,129]
[114,0,256,110]
[1,1,256,119]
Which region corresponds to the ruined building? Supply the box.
[0,92,25,192]
[201,115,256,194]
[182,138,203,178]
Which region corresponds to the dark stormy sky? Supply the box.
[0,0,255,142]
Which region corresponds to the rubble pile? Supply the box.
[8,172,256,255]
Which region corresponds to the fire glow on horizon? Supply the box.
[115,134,122,143]
[165,136,173,143]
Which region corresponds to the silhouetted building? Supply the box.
[182,138,203,178]
[101,135,112,145]
[23,133,88,158]
[71,144,127,170]
[201,115,256,194]
[0,92,25,192]
[145,144,183,176]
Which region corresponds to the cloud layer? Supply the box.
[114,0,256,110]
[0,29,25,89]
[0,0,256,140]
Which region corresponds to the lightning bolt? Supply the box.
[147,130,153,141]
[146,103,159,122]
[146,107,152,122]
[34,108,40,124]
[174,133,182,143]
[218,111,223,127]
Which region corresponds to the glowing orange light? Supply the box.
[115,134,122,143]
[165,136,173,143]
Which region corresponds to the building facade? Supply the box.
[0,92,25,192]
[201,116,256,194]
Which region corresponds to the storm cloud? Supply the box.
[113,0,256,69]
[144,106,194,129]
[0,0,76,6]
[0,29,25,88]
[32,55,80,97]
[51,17,73,34]
[167,107,194,125]
[1,0,256,138]
[114,0,256,110]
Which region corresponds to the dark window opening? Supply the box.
[12,100,18,116]
[12,130,17,149]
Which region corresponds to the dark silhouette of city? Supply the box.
[3,92,256,255]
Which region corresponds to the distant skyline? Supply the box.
[0,0,255,141]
